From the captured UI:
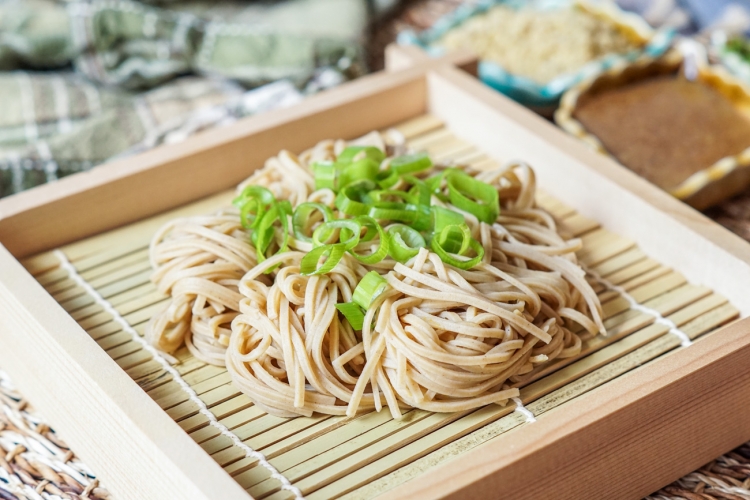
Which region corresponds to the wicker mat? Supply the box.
[0,368,746,500]
[0,371,110,500]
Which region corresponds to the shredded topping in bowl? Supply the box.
[438,5,640,84]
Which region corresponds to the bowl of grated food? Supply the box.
[398,0,674,114]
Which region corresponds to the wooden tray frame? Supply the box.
[1,56,750,500]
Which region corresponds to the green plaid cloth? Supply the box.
[0,0,372,198]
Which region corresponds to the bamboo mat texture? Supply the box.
[2,114,748,499]
[1,368,749,500]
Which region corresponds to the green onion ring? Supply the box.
[312,219,361,250]
[300,244,347,276]
[387,224,426,263]
[292,202,333,242]
[353,271,389,310]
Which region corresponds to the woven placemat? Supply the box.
[0,370,110,500]
[0,366,747,500]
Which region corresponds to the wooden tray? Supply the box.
[1,57,750,500]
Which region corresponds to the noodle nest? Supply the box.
[146,131,605,419]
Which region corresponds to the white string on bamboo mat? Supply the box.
[53,250,305,499]
[584,265,693,347]
[511,397,536,423]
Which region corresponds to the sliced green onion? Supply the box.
[430,224,485,270]
[425,169,453,202]
[233,186,276,230]
[357,215,379,242]
[425,168,452,191]
[313,161,337,191]
[239,152,495,274]
[338,146,385,165]
[335,302,366,330]
[391,152,432,176]
[254,208,276,260]
[339,158,379,189]
[312,219,361,250]
[387,224,426,263]
[353,271,388,310]
[410,204,432,232]
[434,223,471,255]
[233,185,275,209]
[367,202,430,231]
[368,202,416,223]
[300,244,347,276]
[292,202,333,242]
[431,206,465,232]
[369,190,418,205]
[349,216,389,264]
[446,170,499,224]
[335,181,375,216]
[255,200,292,267]
[375,169,399,189]
[404,176,432,206]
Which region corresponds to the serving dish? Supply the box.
[555,50,750,210]
[0,56,750,500]
[711,31,750,84]
[397,0,673,113]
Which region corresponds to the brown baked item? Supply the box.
[573,75,750,190]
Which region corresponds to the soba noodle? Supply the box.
[146,214,255,365]
[147,131,605,419]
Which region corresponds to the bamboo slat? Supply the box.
[22,116,738,499]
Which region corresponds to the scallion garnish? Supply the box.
[335,181,375,216]
[390,152,432,176]
[313,161,337,191]
[292,202,333,242]
[430,223,485,270]
[353,271,388,310]
[240,146,499,276]
[349,216,389,264]
[300,244,347,275]
[387,224,426,263]
[312,219,362,250]
[338,146,386,165]
[335,302,366,330]
[446,170,499,224]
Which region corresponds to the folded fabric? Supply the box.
[0,0,371,198]
[0,0,366,89]
[0,72,310,198]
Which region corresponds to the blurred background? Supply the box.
[1,0,749,198]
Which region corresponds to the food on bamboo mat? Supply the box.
[572,76,750,191]
[437,4,640,84]
[146,132,605,418]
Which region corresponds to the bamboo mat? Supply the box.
[2,369,749,500]
[12,114,742,499]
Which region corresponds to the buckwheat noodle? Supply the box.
[147,131,605,419]
[145,213,256,365]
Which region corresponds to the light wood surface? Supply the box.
[16,119,742,499]
[0,245,249,500]
[0,53,749,500]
